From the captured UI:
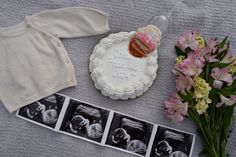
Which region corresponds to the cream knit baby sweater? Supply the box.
[0,7,109,112]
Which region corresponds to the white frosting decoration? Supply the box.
[89,32,158,100]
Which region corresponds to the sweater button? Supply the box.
[26,24,31,29]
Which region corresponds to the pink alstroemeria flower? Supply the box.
[206,54,219,63]
[206,38,218,53]
[198,47,219,63]
[211,67,233,88]
[175,52,205,76]
[198,39,219,63]
[176,75,194,94]
[177,31,199,51]
[220,50,234,64]
[164,93,188,123]
[212,80,224,89]
[216,95,236,107]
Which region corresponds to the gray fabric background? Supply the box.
[0,0,236,156]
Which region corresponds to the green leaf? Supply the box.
[221,79,236,96]
[199,71,206,79]
[177,91,193,102]
[209,89,219,113]
[217,36,228,49]
[208,75,214,86]
[214,48,219,55]
[209,89,219,105]
[199,149,208,156]
[227,41,230,48]
[185,47,193,53]
[175,45,186,56]
[210,62,232,68]
[216,49,228,60]
[205,62,210,81]
[221,105,234,140]
[233,72,236,78]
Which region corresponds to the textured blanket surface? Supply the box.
[0,0,236,157]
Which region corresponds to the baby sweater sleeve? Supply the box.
[29,7,110,38]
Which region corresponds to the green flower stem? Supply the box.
[197,119,223,157]
[188,104,231,157]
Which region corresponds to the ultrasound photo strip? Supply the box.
[16,93,112,145]
[16,93,67,131]
[16,93,195,157]
[147,125,195,157]
[58,97,111,145]
[104,112,155,157]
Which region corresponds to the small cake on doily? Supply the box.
[89,25,161,100]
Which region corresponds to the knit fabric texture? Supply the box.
[0,0,235,157]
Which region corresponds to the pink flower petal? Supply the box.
[216,102,224,108]
[178,31,200,51]
[221,50,234,64]
[219,95,235,106]
[176,75,194,93]
[207,38,217,53]
[174,52,205,76]
[213,80,223,89]
[164,93,188,123]
[178,102,188,115]
[211,67,233,84]
[164,110,184,123]
[230,95,236,101]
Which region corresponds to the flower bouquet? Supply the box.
[165,31,236,157]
